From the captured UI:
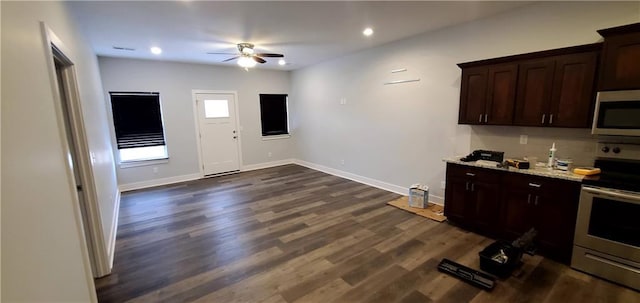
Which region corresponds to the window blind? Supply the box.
[259,94,289,136]
[110,92,166,149]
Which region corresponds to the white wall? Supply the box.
[1,1,120,301]
[290,2,640,203]
[98,57,294,188]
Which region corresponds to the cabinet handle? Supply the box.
[535,195,539,206]
[541,114,546,124]
[549,114,553,124]
[466,173,475,177]
[479,114,483,123]
[527,194,531,204]
[528,183,541,188]
[471,183,475,192]
[484,114,488,123]
[465,181,469,191]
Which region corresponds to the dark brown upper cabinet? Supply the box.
[458,64,517,125]
[458,43,601,128]
[550,52,598,127]
[514,51,598,127]
[598,23,640,91]
[513,58,556,126]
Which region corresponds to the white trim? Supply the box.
[41,22,98,302]
[293,159,444,205]
[106,190,121,271]
[262,134,291,141]
[192,90,243,177]
[119,158,169,169]
[119,173,201,192]
[241,159,295,172]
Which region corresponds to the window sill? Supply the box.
[119,158,169,169]
[262,134,291,141]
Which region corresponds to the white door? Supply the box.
[196,93,241,175]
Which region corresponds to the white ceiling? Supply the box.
[67,1,532,71]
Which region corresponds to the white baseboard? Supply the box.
[119,173,201,192]
[117,159,445,204]
[241,158,295,172]
[293,159,444,205]
[107,190,121,270]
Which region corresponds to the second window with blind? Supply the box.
[109,92,168,163]
[259,94,289,137]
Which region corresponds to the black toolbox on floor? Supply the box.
[478,241,522,278]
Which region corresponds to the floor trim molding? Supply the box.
[119,173,201,192]
[107,189,121,271]
[241,159,295,172]
[117,160,444,204]
[293,159,444,205]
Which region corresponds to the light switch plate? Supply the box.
[520,135,528,145]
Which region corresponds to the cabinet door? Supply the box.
[513,59,555,126]
[534,183,580,263]
[486,64,517,125]
[459,66,488,124]
[599,32,640,90]
[501,188,535,240]
[471,180,502,234]
[444,177,470,222]
[550,52,598,128]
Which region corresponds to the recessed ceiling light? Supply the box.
[363,28,374,36]
[278,59,286,66]
[150,47,162,55]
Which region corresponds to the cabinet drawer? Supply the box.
[446,163,501,183]
[503,171,578,193]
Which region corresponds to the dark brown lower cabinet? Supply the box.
[445,163,580,264]
[444,164,502,236]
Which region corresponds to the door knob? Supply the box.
[233,136,237,139]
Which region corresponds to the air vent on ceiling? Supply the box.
[113,46,135,51]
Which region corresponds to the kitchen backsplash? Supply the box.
[469,126,599,166]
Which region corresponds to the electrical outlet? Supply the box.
[268,152,272,158]
[340,159,345,165]
[520,135,528,145]
[152,167,158,174]
[441,181,446,189]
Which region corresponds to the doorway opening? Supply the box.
[45,25,110,278]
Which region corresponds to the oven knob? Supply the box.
[601,146,610,153]
[613,147,621,154]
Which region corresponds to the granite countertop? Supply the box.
[443,157,585,182]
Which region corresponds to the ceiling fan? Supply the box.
[207,43,284,68]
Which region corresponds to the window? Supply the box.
[259,94,289,137]
[109,92,168,163]
[204,99,230,118]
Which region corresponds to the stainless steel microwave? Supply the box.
[592,90,640,136]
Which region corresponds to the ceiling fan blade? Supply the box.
[222,56,240,62]
[252,56,267,64]
[255,53,284,58]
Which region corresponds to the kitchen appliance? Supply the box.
[592,90,640,136]
[572,142,640,290]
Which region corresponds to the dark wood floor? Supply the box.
[95,164,639,303]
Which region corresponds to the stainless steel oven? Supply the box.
[592,90,640,136]
[572,143,640,290]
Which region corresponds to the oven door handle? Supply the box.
[583,186,640,203]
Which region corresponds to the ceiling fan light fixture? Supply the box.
[237,56,257,68]
[363,27,374,36]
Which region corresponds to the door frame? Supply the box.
[41,22,110,283]
[191,90,243,177]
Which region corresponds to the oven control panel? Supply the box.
[596,143,640,160]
